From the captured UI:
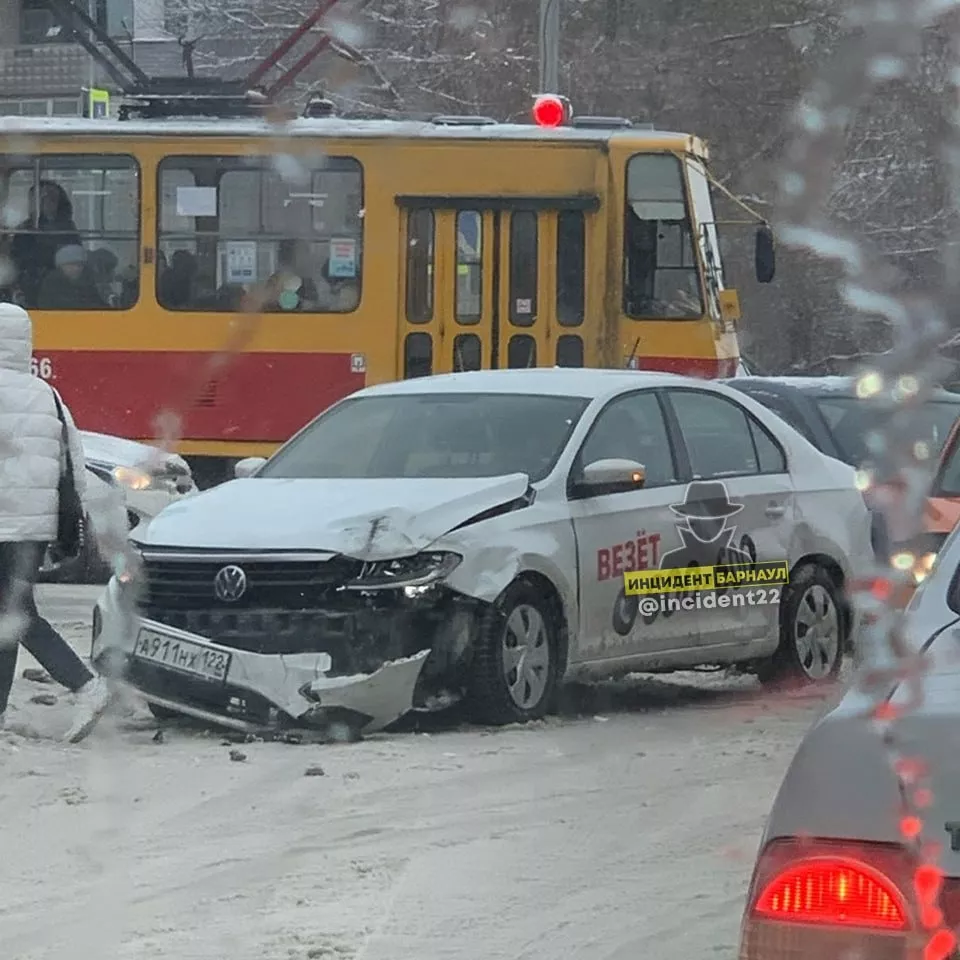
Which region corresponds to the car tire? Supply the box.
[759,563,845,687]
[611,587,638,635]
[467,580,563,725]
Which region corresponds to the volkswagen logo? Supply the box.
[213,564,247,602]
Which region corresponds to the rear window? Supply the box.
[815,396,960,465]
[259,392,590,482]
[934,434,960,497]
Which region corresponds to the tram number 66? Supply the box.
[30,357,53,379]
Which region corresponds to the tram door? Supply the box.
[398,200,593,378]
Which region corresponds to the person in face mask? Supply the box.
[0,303,111,742]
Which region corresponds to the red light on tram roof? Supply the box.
[532,94,567,127]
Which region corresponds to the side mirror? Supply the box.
[755,225,776,284]
[234,456,266,479]
[577,458,646,497]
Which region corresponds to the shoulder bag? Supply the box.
[51,390,85,560]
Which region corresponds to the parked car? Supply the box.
[92,369,873,735]
[737,520,960,960]
[39,432,197,583]
[724,376,960,468]
[917,418,960,569]
[725,377,960,564]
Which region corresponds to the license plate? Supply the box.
[133,629,232,683]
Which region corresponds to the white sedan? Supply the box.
[92,369,874,734]
[40,432,197,583]
[737,522,960,960]
[80,431,197,533]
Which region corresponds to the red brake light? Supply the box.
[755,857,906,930]
[532,94,566,127]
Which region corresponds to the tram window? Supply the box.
[455,210,482,323]
[556,211,585,326]
[453,333,482,371]
[406,209,433,323]
[156,155,363,312]
[509,211,538,326]
[404,332,433,378]
[623,154,702,320]
[556,335,584,367]
[0,154,140,310]
[508,334,536,368]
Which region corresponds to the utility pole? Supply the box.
[538,0,560,93]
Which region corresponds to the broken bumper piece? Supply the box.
[91,578,430,735]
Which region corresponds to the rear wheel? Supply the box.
[467,581,562,725]
[759,564,844,686]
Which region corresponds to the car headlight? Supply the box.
[347,552,462,590]
[112,466,154,491]
[112,465,184,493]
[889,547,939,584]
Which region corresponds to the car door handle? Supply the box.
[765,503,787,518]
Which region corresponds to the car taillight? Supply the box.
[739,839,917,960]
[754,858,906,928]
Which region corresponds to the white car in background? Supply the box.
[40,432,197,583]
[81,431,197,533]
[93,369,873,735]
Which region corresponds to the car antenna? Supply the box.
[626,337,641,370]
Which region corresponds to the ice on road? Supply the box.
[0,585,836,960]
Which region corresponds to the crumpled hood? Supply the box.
[0,304,32,374]
[137,474,531,559]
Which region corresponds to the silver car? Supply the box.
[737,525,960,960]
[92,369,873,735]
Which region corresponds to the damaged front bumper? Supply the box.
[91,576,451,734]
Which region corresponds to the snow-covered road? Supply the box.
[0,585,838,960]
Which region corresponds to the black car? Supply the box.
[725,376,960,560]
[724,376,960,467]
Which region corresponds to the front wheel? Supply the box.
[467,581,563,725]
[759,564,844,687]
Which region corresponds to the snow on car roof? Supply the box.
[0,115,701,148]
[745,375,960,401]
[744,375,856,393]
[353,368,693,399]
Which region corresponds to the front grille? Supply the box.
[143,607,354,657]
[141,556,364,609]
[138,555,449,675]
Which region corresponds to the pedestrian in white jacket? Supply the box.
[0,302,110,742]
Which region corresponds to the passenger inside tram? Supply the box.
[264,239,320,311]
[36,244,106,310]
[9,179,81,307]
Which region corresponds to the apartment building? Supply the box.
[0,0,181,115]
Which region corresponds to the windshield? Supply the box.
[259,392,590,481]
[815,396,960,465]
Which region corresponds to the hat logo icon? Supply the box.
[669,480,744,521]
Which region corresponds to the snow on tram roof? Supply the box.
[0,114,701,147]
